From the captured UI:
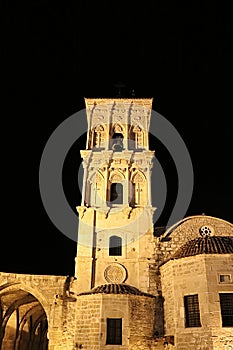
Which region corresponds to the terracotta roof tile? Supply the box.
[78,283,155,297]
[172,236,233,259]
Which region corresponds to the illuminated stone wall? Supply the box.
[160,253,233,349]
[75,293,159,350]
[0,272,77,350]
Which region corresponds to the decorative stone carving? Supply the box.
[104,263,127,283]
[133,172,145,183]
[110,171,125,182]
[115,115,123,121]
[199,225,214,237]
[113,123,124,133]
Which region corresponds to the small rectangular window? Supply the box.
[219,274,232,284]
[184,294,201,327]
[219,293,233,327]
[106,318,122,345]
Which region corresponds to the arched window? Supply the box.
[109,236,122,256]
[133,125,143,149]
[93,125,104,148]
[131,172,146,206]
[110,183,123,204]
[89,172,104,206]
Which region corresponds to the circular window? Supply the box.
[104,263,127,283]
[199,225,213,237]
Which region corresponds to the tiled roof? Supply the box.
[172,236,233,259]
[78,283,155,297]
[154,226,167,237]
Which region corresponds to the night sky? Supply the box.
[3,1,233,276]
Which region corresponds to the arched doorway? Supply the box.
[0,286,48,350]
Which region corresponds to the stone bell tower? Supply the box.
[75,98,156,294]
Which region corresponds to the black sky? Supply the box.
[3,0,233,276]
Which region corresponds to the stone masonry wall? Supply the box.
[205,254,233,350]
[0,272,77,350]
[75,293,165,350]
[128,295,156,350]
[75,295,102,350]
[154,215,233,294]
[160,254,233,350]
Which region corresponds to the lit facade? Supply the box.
[0,98,232,350]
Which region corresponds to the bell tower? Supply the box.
[75,98,156,294]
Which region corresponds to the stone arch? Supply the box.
[0,282,49,316]
[109,170,125,183]
[111,123,125,151]
[131,170,147,206]
[112,123,125,135]
[104,307,126,318]
[0,282,21,292]
[0,282,49,350]
[108,170,125,204]
[88,170,105,184]
[131,170,146,183]
[88,170,105,206]
[92,123,105,149]
[129,124,145,149]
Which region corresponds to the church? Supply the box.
[0,97,232,350]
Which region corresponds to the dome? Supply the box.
[172,236,233,259]
[78,283,155,297]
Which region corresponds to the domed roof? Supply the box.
[172,236,233,259]
[78,283,154,297]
